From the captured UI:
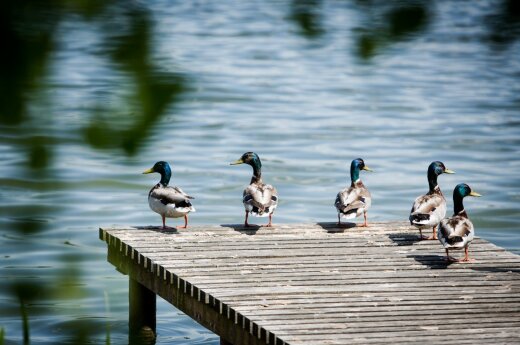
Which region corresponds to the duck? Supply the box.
[438,183,481,262]
[334,158,373,227]
[230,152,278,227]
[142,161,195,229]
[409,161,454,240]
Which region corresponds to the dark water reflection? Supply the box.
[1,0,520,344]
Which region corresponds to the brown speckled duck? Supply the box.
[409,161,454,240]
[230,152,278,227]
[438,183,481,262]
[334,158,373,227]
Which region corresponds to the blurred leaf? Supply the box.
[11,281,43,345]
[53,254,87,300]
[0,1,58,125]
[29,143,52,170]
[486,0,520,48]
[357,34,378,59]
[290,0,324,38]
[84,4,186,155]
[387,5,428,38]
[13,217,49,235]
[353,1,430,60]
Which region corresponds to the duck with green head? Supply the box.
[438,183,481,262]
[334,158,373,227]
[409,161,454,240]
[230,152,278,227]
[143,161,195,229]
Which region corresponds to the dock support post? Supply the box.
[220,339,233,345]
[129,277,156,344]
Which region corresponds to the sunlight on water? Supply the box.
[1,0,519,344]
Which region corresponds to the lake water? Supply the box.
[1,0,519,344]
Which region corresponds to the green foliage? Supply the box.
[354,1,430,60]
[0,1,185,343]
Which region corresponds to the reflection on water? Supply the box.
[1,0,520,344]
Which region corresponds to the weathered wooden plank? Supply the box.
[253,313,520,327]
[155,257,519,271]
[100,222,520,345]
[276,326,520,342]
[222,295,520,310]
[270,322,520,338]
[158,268,520,282]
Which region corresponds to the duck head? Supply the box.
[454,183,482,199]
[427,161,454,191]
[230,152,262,178]
[350,158,373,184]
[453,183,481,214]
[143,161,172,186]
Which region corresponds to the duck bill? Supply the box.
[444,168,455,174]
[142,168,154,174]
[362,166,374,172]
[469,191,482,197]
[230,159,244,165]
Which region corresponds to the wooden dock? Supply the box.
[99,222,520,345]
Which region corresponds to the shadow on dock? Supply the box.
[410,254,520,273]
[316,222,356,233]
[388,233,422,246]
[221,224,261,235]
[408,254,453,269]
[134,226,179,235]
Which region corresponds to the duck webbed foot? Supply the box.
[244,211,257,227]
[262,213,274,228]
[458,247,474,263]
[177,215,189,229]
[421,226,437,240]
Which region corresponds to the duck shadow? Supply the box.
[220,223,261,235]
[408,254,454,269]
[388,233,423,246]
[409,254,520,273]
[133,225,179,234]
[316,222,356,233]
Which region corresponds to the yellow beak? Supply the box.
[142,168,154,174]
[469,191,482,197]
[363,166,374,172]
[230,159,244,165]
[444,168,455,174]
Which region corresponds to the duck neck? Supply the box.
[427,168,439,193]
[249,156,262,184]
[350,164,360,186]
[453,193,465,215]
[159,166,171,187]
[250,167,262,184]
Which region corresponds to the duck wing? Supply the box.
[335,185,370,213]
[409,193,446,224]
[439,216,474,247]
[243,183,278,214]
[150,185,194,207]
[171,186,194,199]
[411,193,442,214]
[441,216,473,238]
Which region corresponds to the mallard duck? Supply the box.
[334,158,373,227]
[230,152,278,227]
[438,183,481,262]
[409,161,454,240]
[142,161,195,229]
